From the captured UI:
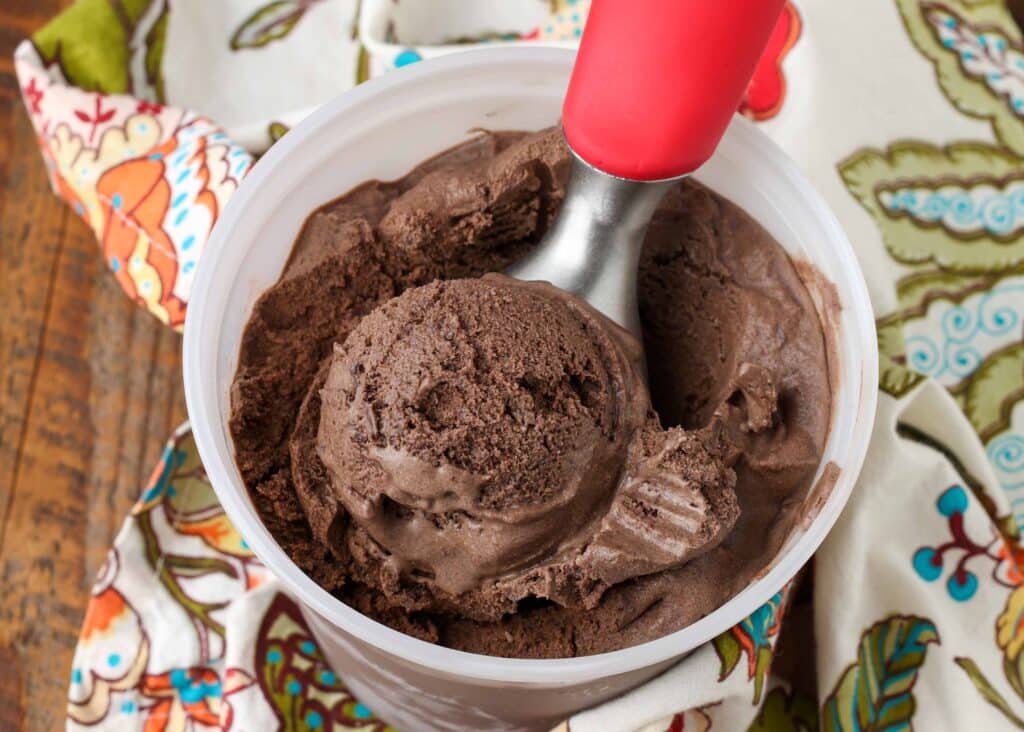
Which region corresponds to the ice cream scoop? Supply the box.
[316,275,741,622]
[507,0,787,338]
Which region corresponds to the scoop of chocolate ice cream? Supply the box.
[316,274,740,620]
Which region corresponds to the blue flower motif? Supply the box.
[913,547,942,582]
[910,483,1004,601]
[394,49,422,68]
[937,485,967,517]
[169,667,221,703]
[947,570,978,601]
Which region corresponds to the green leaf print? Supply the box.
[822,615,939,732]
[33,0,164,95]
[33,0,169,99]
[356,44,371,85]
[874,267,1024,400]
[893,268,996,309]
[869,264,1024,461]
[713,631,743,681]
[748,686,819,732]
[268,121,290,145]
[350,0,371,85]
[876,271,962,397]
[955,657,1024,728]
[231,0,316,51]
[896,0,1024,155]
[256,594,394,731]
[33,0,135,93]
[713,590,787,703]
[839,141,1024,273]
[955,342,1024,441]
[877,316,927,398]
[120,0,157,19]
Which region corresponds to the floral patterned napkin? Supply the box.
[15,1,1024,730]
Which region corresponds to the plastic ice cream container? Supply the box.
[183,47,877,732]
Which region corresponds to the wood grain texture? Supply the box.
[0,4,187,729]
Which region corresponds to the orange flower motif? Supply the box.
[140,667,222,732]
[993,538,1024,587]
[246,568,265,591]
[80,587,129,643]
[96,136,187,328]
[175,512,253,558]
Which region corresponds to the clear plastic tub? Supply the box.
[183,47,878,732]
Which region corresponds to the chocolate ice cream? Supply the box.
[229,127,834,657]
[316,274,738,622]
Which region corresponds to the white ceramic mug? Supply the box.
[183,47,878,732]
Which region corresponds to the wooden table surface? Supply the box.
[0,3,187,729]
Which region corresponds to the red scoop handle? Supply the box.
[563,0,787,181]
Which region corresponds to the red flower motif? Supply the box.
[741,2,802,121]
[23,77,44,115]
[74,95,117,143]
[137,100,164,115]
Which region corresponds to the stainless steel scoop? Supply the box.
[506,0,786,339]
[506,153,677,339]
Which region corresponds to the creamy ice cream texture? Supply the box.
[230,127,833,657]
[317,274,740,621]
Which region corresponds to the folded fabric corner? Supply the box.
[14,35,252,331]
